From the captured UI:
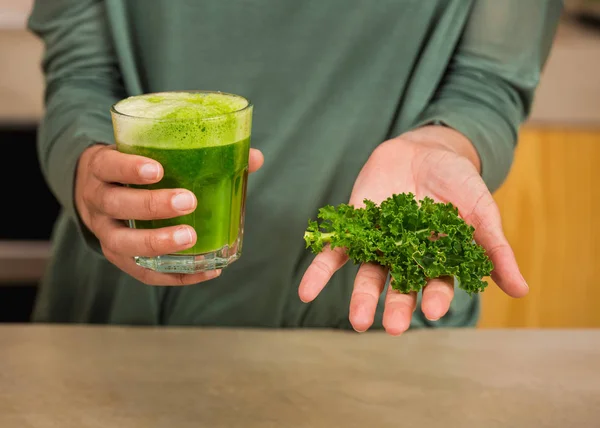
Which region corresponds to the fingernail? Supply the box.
[520,274,529,288]
[173,228,193,245]
[139,163,159,180]
[425,307,442,321]
[172,192,195,211]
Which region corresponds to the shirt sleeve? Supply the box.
[28,0,126,252]
[413,0,563,193]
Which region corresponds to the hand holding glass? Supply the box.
[110,91,253,274]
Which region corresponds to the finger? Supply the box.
[92,146,262,183]
[93,184,196,220]
[249,148,264,174]
[349,263,387,332]
[94,216,197,258]
[89,145,164,185]
[298,246,348,303]
[421,276,454,321]
[102,246,221,286]
[464,190,528,298]
[382,284,417,336]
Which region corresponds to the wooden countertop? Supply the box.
[1,326,599,427]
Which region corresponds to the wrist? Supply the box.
[399,125,481,174]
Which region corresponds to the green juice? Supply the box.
[111,91,253,272]
[118,138,249,254]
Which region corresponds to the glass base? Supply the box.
[134,242,241,274]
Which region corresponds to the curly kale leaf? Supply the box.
[303,193,493,295]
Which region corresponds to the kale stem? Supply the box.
[303,231,336,243]
[304,231,353,244]
[319,232,336,243]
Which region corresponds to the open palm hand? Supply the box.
[298,127,528,335]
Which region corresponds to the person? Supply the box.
[27,0,562,333]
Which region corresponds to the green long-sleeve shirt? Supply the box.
[28,0,561,327]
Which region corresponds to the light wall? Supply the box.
[0,0,42,123]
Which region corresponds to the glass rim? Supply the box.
[110,90,253,122]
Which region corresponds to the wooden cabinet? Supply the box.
[478,126,600,328]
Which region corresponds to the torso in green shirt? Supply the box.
[28,0,561,327]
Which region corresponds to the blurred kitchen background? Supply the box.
[1,0,599,327]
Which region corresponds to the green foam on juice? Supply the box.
[112,91,251,149]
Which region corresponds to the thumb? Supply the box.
[464,190,528,298]
[249,148,264,173]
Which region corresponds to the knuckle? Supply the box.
[100,245,125,272]
[125,158,139,181]
[426,282,454,300]
[360,268,387,284]
[103,230,121,253]
[81,182,102,210]
[351,290,378,305]
[120,257,159,286]
[175,274,188,286]
[312,259,333,277]
[143,232,162,255]
[470,196,498,230]
[118,155,139,183]
[88,213,103,235]
[484,242,510,260]
[353,279,378,296]
[100,243,112,260]
[94,186,107,212]
[136,269,155,285]
[144,191,161,217]
[331,246,349,261]
[87,147,105,176]
[455,175,480,197]
[81,189,94,209]
[99,187,119,215]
